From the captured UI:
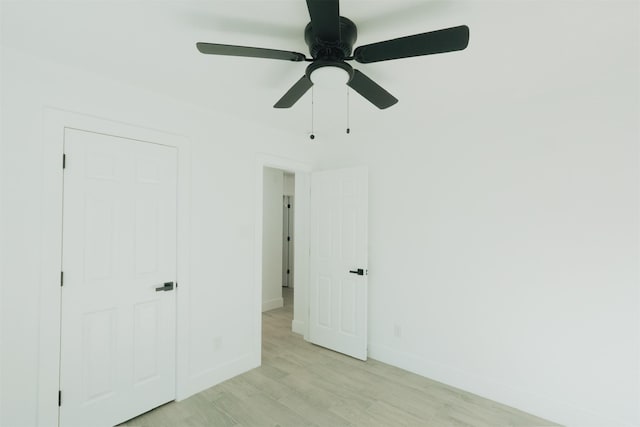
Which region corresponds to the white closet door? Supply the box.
[60,129,177,427]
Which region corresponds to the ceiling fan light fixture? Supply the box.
[309,66,350,87]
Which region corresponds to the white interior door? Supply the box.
[60,129,177,427]
[309,167,368,360]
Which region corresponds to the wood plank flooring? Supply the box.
[122,288,558,426]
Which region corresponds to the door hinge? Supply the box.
[58,390,62,407]
[287,204,291,209]
[287,236,291,242]
[287,269,290,275]
[62,154,66,169]
[60,271,64,287]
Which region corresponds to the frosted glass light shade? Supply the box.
[310,66,350,87]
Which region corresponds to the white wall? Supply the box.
[311,2,640,426]
[283,172,295,196]
[0,46,318,426]
[262,167,284,311]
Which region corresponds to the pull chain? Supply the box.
[346,87,351,134]
[310,87,315,140]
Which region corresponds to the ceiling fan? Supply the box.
[196,0,469,109]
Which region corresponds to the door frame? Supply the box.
[282,194,294,289]
[38,108,191,426]
[254,155,312,361]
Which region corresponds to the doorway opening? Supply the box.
[254,156,311,363]
[262,168,295,317]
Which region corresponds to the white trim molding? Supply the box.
[38,108,191,426]
[368,343,630,427]
[262,298,284,312]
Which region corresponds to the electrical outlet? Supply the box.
[213,336,223,351]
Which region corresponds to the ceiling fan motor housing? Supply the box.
[304,16,357,59]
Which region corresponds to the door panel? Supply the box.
[133,300,161,384]
[82,309,117,402]
[340,278,357,335]
[309,167,368,360]
[317,275,332,327]
[60,128,177,427]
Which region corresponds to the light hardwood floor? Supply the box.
[122,288,558,426]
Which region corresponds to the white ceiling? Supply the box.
[1,0,636,135]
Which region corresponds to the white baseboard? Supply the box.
[368,343,633,427]
[262,298,283,312]
[291,319,305,335]
[179,352,256,401]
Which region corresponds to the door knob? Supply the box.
[155,282,174,292]
[349,269,365,276]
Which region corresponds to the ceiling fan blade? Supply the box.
[274,75,314,108]
[196,43,307,62]
[347,69,398,109]
[306,0,340,41]
[353,25,469,64]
